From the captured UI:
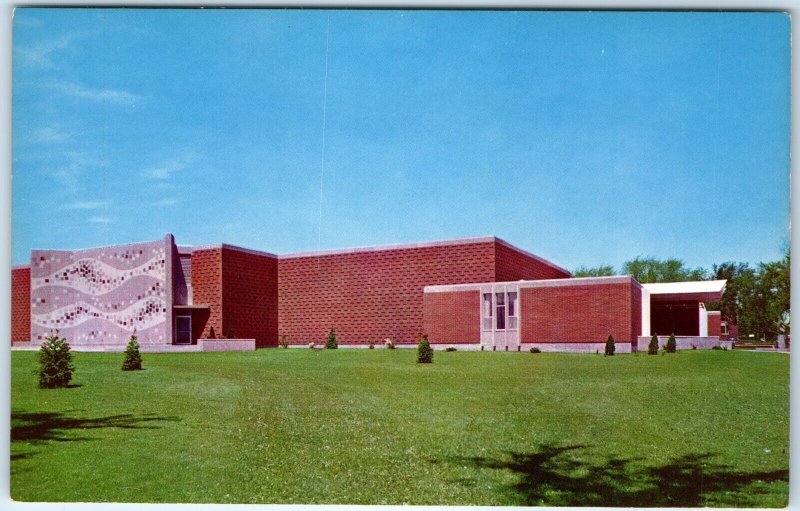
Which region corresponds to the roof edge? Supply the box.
[186,243,278,259]
[279,235,498,259]
[494,237,571,276]
[425,275,634,293]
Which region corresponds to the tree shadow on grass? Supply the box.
[446,444,788,507]
[11,411,180,444]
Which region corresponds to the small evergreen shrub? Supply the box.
[445,347,457,352]
[604,334,615,356]
[384,339,395,350]
[665,333,677,353]
[325,328,338,349]
[368,341,375,349]
[647,334,659,355]
[37,333,75,388]
[207,326,216,339]
[417,336,433,363]
[279,334,289,349]
[122,335,143,371]
[691,344,697,350]
[712,345,723,350]
[530,347,541,354]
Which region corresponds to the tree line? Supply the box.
[573,250,790,341]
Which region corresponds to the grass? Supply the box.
[11,349,789,506]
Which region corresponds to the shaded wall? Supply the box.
[11,266,31,342]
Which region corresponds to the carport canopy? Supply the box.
[642,280,727,337]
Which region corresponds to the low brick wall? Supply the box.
[521,342,633,354]
[198,338,256,352]
[636,336,720,351]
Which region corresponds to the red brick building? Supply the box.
[10,234,730,352]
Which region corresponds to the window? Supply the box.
[721,322,729,335]
[482,293,492,330]
[507,291,518,330]
[495,292,506,330]
[175,316,192,345]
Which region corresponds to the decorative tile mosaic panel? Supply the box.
[30,238,171,346]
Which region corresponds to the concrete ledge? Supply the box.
[198,338,256,352]
[636,336,721,351]
[521,342,633,354]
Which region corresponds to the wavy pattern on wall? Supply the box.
[30,239,170,345]
[31,254,166,295]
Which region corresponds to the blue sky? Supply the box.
[11,9,790,272]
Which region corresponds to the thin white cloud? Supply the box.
[15,33,77,68]
[64,201,108,211]
[47,151,108,193]
[87,217,112,224]
[26,125,72,145]
[141,152,198,181]
[48,81,141,105]
[151,198,181,207]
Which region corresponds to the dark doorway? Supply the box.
[650,301,699,336]
[174,316,192,345]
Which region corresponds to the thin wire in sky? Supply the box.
[316,14,331,272]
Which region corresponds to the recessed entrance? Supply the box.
[174,315,192,345]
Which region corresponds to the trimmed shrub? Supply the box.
[279,334,289,349]
[648,334,659,355]
[712,345,723,350]
[325,328,338,349]
[384,339,395,350]
[207,326,216,339]
[445,347,457,352]
[604,334,615,356]
[691,344,697,350]
[37,333,75,388]
[122,335,143,371]
[417,336,433,363]
[665,333,677,353]
[368,341,375,349]
[530,347,541,354]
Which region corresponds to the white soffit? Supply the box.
[642,280,727,295]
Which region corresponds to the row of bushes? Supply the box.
[37,333,143,389]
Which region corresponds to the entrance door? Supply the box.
[479,285,520,350]
[174,315,192,345]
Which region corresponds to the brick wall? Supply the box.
[220,247,279,347]
[11,266,31,343]
[495,240,571,281]
[278,241,497,345]
[707,312,721,338]
[423,290,481,344]
[630,280,643,341]
[520,279,638,344]
[191,248,222,340]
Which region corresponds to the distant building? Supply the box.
[10,234,732,352]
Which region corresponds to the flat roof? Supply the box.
[642,280,727,295]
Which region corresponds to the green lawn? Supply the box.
[11,349,789,506]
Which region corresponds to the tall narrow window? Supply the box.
[507,291,518,330]
[495,292,506,330]
[482,293,493,330]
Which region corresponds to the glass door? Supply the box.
[174,316,192,345]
